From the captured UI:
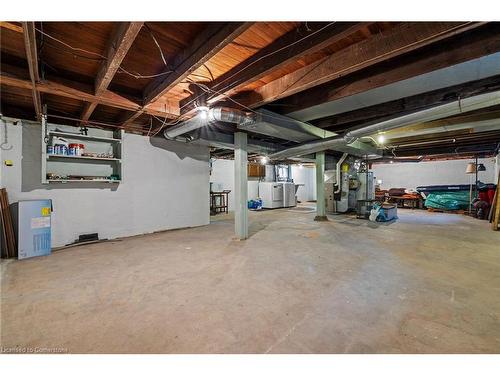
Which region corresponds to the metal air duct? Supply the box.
[268,90,500,160]
[164,107,253,140]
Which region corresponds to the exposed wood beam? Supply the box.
[0,66,178,119]
[1,22,23,33]
[273,24,499,117]
[386,129,500,157]
[80,22,143,123]
[312,75,500,131]
[21,22,42,120]
[181,22,370,109]
[143,22,254,106]
[119,110,144,128]
[234,22,485,111]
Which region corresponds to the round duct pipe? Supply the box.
[164,107,253,140]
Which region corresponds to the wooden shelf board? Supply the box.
[47,179,121,183]
[48,131,121,143]
[47,154,120,162]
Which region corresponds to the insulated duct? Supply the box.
[164,107,253,140]
[268,90,500,160]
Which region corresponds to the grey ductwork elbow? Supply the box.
[164,107,253,140]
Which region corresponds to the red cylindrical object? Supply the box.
[479,190,488,203]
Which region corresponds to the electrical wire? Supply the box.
[144,24,168,67]
[181,78,319,127]
[202,63,215,82]
[35,26,174,80]
[210,22,336,92]
[176,22,338,111]
[46,113,145,132]
[33,23,350,136]
[146,116,153,136]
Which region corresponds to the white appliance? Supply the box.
[282,182,297,207]
[259,182,284,208]
[357,172,375,200]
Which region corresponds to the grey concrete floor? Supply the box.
[1,204,499,353]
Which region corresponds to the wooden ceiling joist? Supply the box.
[181,22,370,109]
[1,22,23,33]
[80,22,144,123]
[0,67,178,118]
[142,22,254,106]
[235,22,485,110]
[312,75,500,131]
[21,22,42,120]
[274,24,499,118]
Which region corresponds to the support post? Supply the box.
[234,132,248,239]
[314,151,328,221]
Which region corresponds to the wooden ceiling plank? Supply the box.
[80,22,143,123]
[21,22,42,120]
[277,24,500,117]
[238,22,486,110]
[1,22,23,33]
[143,22,254,106]
[199,22,371,104]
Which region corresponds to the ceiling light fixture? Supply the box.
[377,134,385,144]
[261,156,268,165]
[196,106,209,121]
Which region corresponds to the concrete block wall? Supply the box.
[0,119,210,247]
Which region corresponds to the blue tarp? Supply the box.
[424,191,470,211]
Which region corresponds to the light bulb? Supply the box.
[196,106,209,121]
[260,156,268,165]
[377,134,385,144]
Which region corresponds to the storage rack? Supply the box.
[41,118,123,184]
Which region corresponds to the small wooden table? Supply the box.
[388,195,423,209]
[210,190,231,215]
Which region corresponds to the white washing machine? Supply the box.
[259,182,284,209]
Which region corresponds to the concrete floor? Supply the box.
[1,204,499,353]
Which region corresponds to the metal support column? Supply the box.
[234,132,248,239]
[314,151,328,221]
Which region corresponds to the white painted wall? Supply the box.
[0,120,210,247]
[210,159,318,210]
[291,165,316,202]
[210,159,235,211]
[372,157,497,190]
[209,158,261,211]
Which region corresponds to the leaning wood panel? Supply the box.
[0,189,17,258]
